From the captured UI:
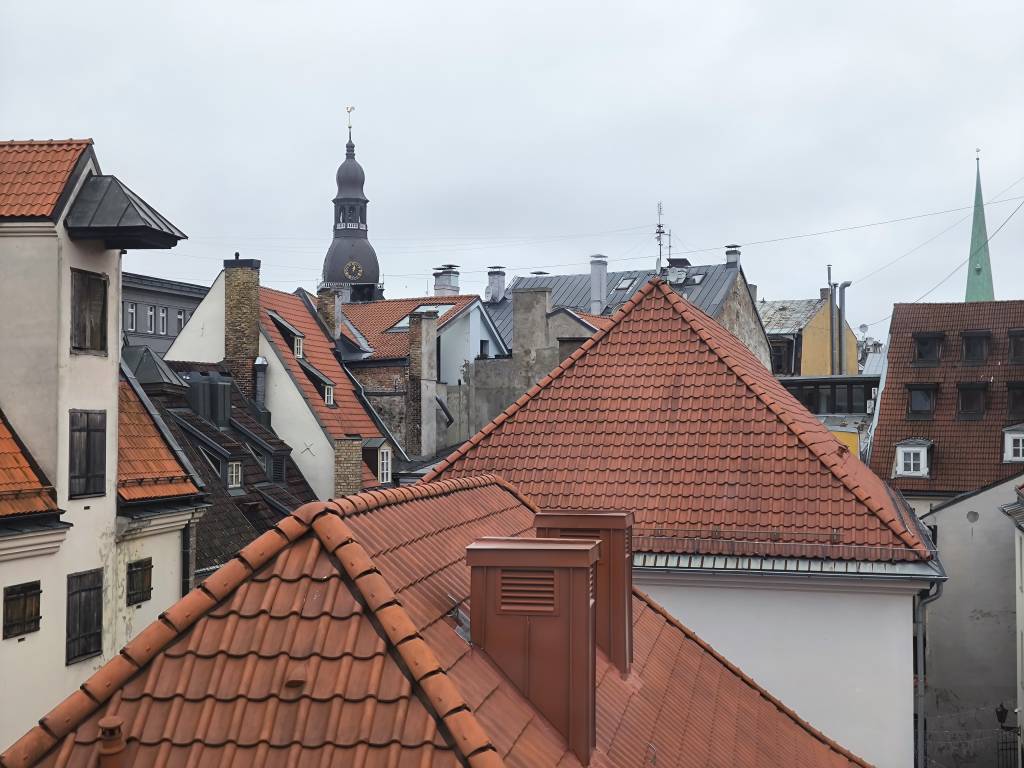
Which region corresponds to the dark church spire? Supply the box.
[320,107,381,301]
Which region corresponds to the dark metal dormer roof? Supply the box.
[65,174,186,249]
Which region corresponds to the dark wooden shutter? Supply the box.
[69,410,106,497]
[3,581,42,638]
[70,270,107,352]
[66,569,103,664]
[126,558,153,605]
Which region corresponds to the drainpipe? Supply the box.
[838,281,852,375]
[915,580,944,768]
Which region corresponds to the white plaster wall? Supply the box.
[260,335,334,499]
[112,528,183,650]
[637,576,915,768]
[903,495,951,518]
[439,311,471,385]
[164,271,225,363]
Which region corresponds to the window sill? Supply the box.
[70,348,109,358]
[68,492,107,501]
[907,413,934,421]
[2,630,40,641]
[66,650,102,666]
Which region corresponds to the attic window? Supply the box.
[378,445,392,484]
[227,461,243,489]
[962,332,990,364]
[684,274,705,286]
[324,385,334,406]
[1009,384,1024,421]
[1006,433,1024,463]
[895,444,930,478]
[614,277,634,291]
[907,384,937,419]
[1010,331,1024,364]
[293,337,304,358]
[957,383,987,420]
[389,304,454,331]
[912,333,943,366]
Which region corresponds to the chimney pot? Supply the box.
[725,245,741,267]
[486,266,506,303]
[467,537,598,765]
[590,254,608,315]
[535,511,633,674]
[98,715,126,768]
[433,264,460,297]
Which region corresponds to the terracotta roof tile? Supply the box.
[0,140,91,218]
[869,300,1024,494]
[340,295,479,360]
[426,278,929,562]
[1,475,869,767]
[117,382,198,502]
[259,287,382,445]
[0,409,59,518]
[570,309,615,330]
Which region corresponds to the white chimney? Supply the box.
[433,264,460,296]
[725,245,741,267]
[590,254,607,314]
[486,266,506,303]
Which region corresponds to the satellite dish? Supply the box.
[858,324,869,335]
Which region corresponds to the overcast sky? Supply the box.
[3,1,1022,338]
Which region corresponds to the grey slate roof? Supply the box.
[757,298,826,335]
[485,263,740,346]
[65,174,186,249]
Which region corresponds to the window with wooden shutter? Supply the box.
[66,569,102,664]
[70,269,107,353]
[69,410,106,498]
[3,581,42,638]
[126,558,153,606]
[499,568,556,614]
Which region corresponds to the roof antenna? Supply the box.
[655,202,665,271]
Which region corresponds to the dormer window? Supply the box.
[227,461,243,489]
[293,337,303,358]
[1010,331,1024,364]
[907,384,937,420]
[912,333,943,366]
[895,440,932,478]
[957,383,987,420]
[1009,383,1024,421]
[324,385,334,406]
[1006,431,1024,462]
[962,331,990,365]
[378,446,392,484]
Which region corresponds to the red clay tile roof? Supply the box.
[118,381,199,502]
[0,410,59,519]
[1,476,870,768]
[341,295,479,360]
[0,140,91,218]
[870,301,1024,496]
[259,287,383,443]
[426,278,929,562]
[570,309,614,330]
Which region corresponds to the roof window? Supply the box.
[614,277,634,291]
[907,384,937,420]
[962,331,990,365]
[1010,330,1024,364]
[957,383,987,420]
[389,304,454,331]
[912,333,944,366]
[1009,383,1024,421]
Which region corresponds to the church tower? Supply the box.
[965,155,995,302]
[320,110,383,306]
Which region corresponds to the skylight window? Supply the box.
[388,304,455,331]
[614,277,634,291]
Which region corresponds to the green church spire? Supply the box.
[966,156,994,302]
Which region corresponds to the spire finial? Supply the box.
[346,106,355,141]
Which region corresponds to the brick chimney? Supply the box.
[433,264,460,296]
[223,253,261,399]
[466,537,598,765]
[535,511,633,674]
[317,286,337,338]
[486,266,506,303]
[589,254,607,314]
[407,310,438,458]
[333,435,363,497]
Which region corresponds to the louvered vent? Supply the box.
[559,529,601,541]
[500,568,556,613]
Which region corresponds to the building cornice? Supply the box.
[0,525,70,562]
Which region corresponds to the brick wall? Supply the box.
[333,436,363,498]
[317,287,336,339]
[223,257,261,399]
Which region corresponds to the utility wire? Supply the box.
[863,197,1024,328]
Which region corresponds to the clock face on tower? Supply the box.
[343,260,364,281]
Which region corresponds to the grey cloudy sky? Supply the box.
[3,1,1022,337]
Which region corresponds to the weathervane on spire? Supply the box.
[346,106,355,141]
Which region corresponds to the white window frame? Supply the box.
[324,385,334,406]
[227,461,243,489]
[896,446,928,477]
[293,337,304,358]
[146,306,155,334]
[378,446,392,484]
[176,309,186,332]
[1006,433,1024,463]
[126,303,136,332]
[158,307,168,335]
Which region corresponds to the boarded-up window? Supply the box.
[70,269,107,353]
[66,569,102,664]
[126,558,153,606]
[69,410,106,498]
[3,581,41,638]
